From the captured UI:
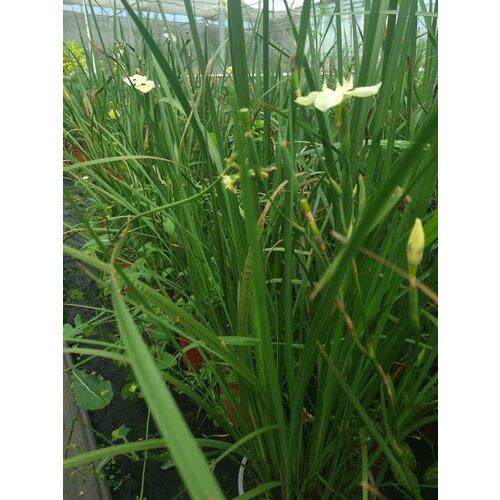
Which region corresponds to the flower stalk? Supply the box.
[300,198,326,254]
[239,108,265,190]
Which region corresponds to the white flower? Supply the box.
[295,76,382,112]
[222,174,239,193]
[163,32,177,42]
[123,74,144,86]
[123,74,155,94]
[82,176,90,180]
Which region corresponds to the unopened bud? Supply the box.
[329,176,342,195]
[300,199,310,212]
[407,218,425,274]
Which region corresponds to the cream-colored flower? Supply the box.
[226,66,233,76]
[123,74,155,94]
[222,174,239,193]
[163,32,177,42]
[123,74,145,86]
[295,76,382,112]
[407,218,425,270]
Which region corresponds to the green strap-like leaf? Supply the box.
[64,438,231,469]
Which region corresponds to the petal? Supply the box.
[335,76,354,94]
[124,74,146,86]
[314,89,343,112]
[135,82,154,93]
[345,82,382,98]
[295,91,319,106]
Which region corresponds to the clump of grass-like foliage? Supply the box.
[63,1,438,498]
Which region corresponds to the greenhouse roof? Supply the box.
[63,0,314,22]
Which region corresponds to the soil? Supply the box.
[379,432,438,500]
[64,179,240,499]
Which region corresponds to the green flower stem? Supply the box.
[329,175,348,235]
[239,107,265,190]
[336,103,355,230]
[300,198,326,254]
[409,278,421,340]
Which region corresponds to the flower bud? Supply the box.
[407,218,425,274]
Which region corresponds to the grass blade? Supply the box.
[111,282,225,498]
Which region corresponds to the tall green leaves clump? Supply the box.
[64,0,438,498]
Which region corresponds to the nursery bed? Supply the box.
[63,179,240,498]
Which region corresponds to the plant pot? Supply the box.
[179,335,209,372]
[65,140,88,163]
[237,456,248,495]
[219,382,241,426]
[71,149,87,163]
